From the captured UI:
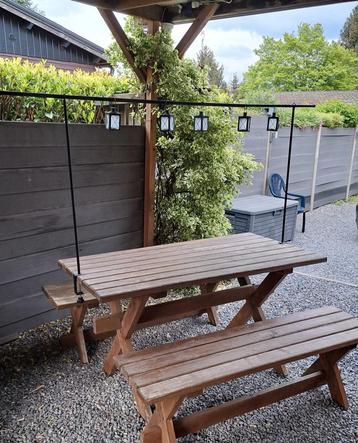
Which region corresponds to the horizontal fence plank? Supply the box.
[0,122,145,147]
[0,216,143,261]
[0,197,143,240]
[0,181,143,216]
[0,163,144,195]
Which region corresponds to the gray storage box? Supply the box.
[226,195,298,241]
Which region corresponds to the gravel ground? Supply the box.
[1,202,357,443]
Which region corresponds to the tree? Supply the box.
[106,18,258,244]
[197,41,226,89]
[229,73,239,96]
[15,0,44,14]
[340,6,358,55]
[240,23,358,93]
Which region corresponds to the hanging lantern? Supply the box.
[159,111,175,133]
[267,112,279,131]
[193,111,209,132]
[105,107,121,130]
[238,111,251,132]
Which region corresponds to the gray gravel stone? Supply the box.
[1,202,357,442]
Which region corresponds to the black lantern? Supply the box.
[105,107,121,130]
[159,111,175,132]
[267,112,279,131]
[238,111,251,132]
[193,111,209,132]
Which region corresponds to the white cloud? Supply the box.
[35,0,355,83]
[172,25,263,81]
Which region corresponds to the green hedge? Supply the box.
[316,100,358,127]
[0,58,130,123]
[277,108,345,128]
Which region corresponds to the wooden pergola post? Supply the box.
[143,20,159,246]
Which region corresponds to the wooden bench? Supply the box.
[43,282,105,364]
[116,306,358,442]
[43,281,221,364]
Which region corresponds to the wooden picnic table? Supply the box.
[59,232,326,375]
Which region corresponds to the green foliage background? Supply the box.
[240,24,358,93]
[340,5,358,55]
[0,58,129,123]
[106,18,259,244]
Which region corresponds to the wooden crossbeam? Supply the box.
[117,0,167,10]
[136,285,257,330]
[92,285,257,337]
[174,371,326,438]
[176,3,219,59]
[98,8,147,84]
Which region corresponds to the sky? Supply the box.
[34,0,358,82]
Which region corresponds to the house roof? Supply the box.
[73,0,357,24]
[0,0,107,62]
[274,90,358,106]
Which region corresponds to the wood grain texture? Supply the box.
[60,233,326,301]
[120,307,358,403]
[0,122,145,343]
[42,281,98,309]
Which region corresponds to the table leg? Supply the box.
[201,282,220,326]
[103,296,149,375]
[229,271,291,376]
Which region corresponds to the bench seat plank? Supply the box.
[122,309,351,379]
[120,308,358,404]
[116,306,339,368]
[43,282,98,309]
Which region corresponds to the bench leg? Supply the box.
[70,305,89,364]
[231,274,289,376]
[303,346,355,410]
[141,397,183,443]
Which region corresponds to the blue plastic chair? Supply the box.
[269,173,306,233]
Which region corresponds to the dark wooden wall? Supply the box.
[0,122,145,344]
[0,9,101,67]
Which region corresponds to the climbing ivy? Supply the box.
[106,18,259,244]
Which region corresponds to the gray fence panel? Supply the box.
[0,122,145,344]
[314,128,354,206]
[241,118,358,207]
[239,117,267,197]
[348,129,358,197]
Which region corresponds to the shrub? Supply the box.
[317,112,344,128]
[277,108,321,128]
[106,18,260,244]
[316,100,358,127]
[0,58,130,123]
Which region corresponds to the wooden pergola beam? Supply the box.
[98,8,146,84]
[118,0,168,10]
[176,3,219,59]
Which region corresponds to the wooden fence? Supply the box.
[240,117,358,207]
[0,122,145,344]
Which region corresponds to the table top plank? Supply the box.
[87,248,313,290]
[82,243,300,284]
[58,233,327,301]
[64,236,276,273]
[61,233,265,269]
[91,252,324,299]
